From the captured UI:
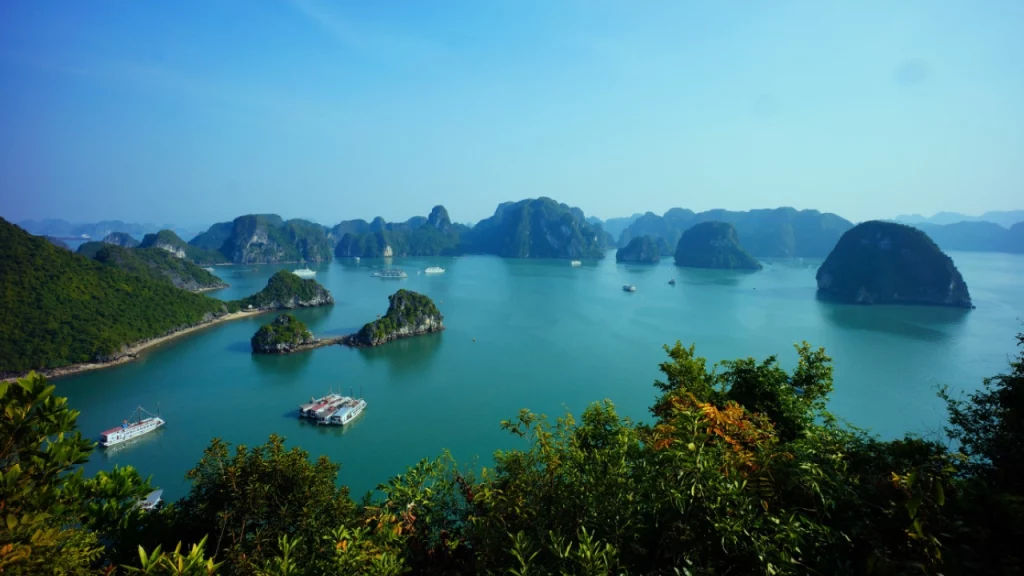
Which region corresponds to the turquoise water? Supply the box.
[56,252,1024,500]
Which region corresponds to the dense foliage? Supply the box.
[674,221,762,270]
[462,197,607,259]
[620,207,853,257]
[192,215,333,264]
[91,245,226,292]
[250,313,315,353]
[334,206,464,258]
[352,289,443,346]
[140,229,228,265]
[816,221,973,308]
[234,270,334,310]
[0,219,230,374]
[4,334,1023,575]
[615,234,663,263]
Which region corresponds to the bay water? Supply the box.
[56,252,1024,500]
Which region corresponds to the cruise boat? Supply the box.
[138,489,163,512]
[318,397,367,426]
[424,266,445,274]
[622,284,637,292]
[292,268,316,278]
[100,406,164,447]
[298,393,343,418]
[372,269,408,279]
[570,260,582,267]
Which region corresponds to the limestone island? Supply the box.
[616,235,664,263]
[236,270,334,310]
[816,221,973,308]
[342,289,444,347]
[250,313,344,354]
[674,221,761,270]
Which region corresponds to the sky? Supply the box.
[1,1,1022,227]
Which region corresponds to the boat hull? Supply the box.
[100,417,165,447]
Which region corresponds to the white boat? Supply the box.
[292,268,316,278]
[298,393,344,418]
[424,266,445,274]
[354,257,360,262]
[372,269,407,279]
[322,398,367,426]
[138,489,163,512]
[570,260,582,267]
[100,406,164,447]
[622,284,636,292]
[203,267,216,273]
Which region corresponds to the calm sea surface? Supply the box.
[56,251,1024,500]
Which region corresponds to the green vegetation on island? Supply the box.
[345,289,443,347]
[334,205,465,258]
[462,197,607,259]
[0,219,229,375]
[619,207,853,257]
[91,245,227,292]
[235,270,334,311]
[251,314,315,354]
[615,235,664,263]
[816,221,973,308]
[4,332,1023,574]
[190,215,333,264]
[102,231,140,247]
[140,229,228,265]
[674,221,762,270]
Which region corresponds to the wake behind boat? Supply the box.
[100,406,164,447]
[292,268,316,278]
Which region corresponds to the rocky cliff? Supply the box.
[616,235,662,263]
[333,205,464,258]
[343,289,444,347]
[92,245,227,292]
[462,197,606,259]
[251,314,316,354]
[189,215,332,264]
[235,271,334,310]
[142,230,227,265]
[816,221,973,308]
[674,222,761,270]
[102,232,140,248]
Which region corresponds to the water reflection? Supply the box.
[676,267,758,287]
[817,298,971,342]
[355,333,444,375]
[250,347,314,374]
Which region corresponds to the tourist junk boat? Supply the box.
[372,269,408,279]
[570,260,582,267]
[292,268,316,278]
[623,284,637,292]
[100,406,164,447]
[298,391,366,427]
[138,489,163,512]
[668,279,676,285]
[424,266,445,274]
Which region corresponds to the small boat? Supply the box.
[354,257,360,262]
[424,266,445,274]
[203,267,216,273]
[372,269,408,279]
[138,489,163,512]
[292,268,316,278]
[668,279,676,286]
[623,284,636,292]
[100,406,164,447]
[570,260,582,267]
[320,397,367,426]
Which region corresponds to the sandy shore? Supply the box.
[3,309,268,383]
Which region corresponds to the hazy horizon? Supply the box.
[2,1,1022,226]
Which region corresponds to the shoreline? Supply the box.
[3,309,269,383]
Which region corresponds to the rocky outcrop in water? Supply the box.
[342,289,444,347]
[251,314,316,354]
[616,235,663,263]
[816,221,973,308]
[235,271,334,311]
[674,222,761,270]
[461,197,607,259]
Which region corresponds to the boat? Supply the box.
[100,406,164,447]
[668,279,676,286]
[354,257,360,262]
[319,397,367,426]
[424,266,445,274]
[372,269,408,279]
[299,393,344,418]
[203,267,216,273]
[570,260,582,267]
[292,268,316,278]
[622,284,637,292]
[138,489,163,512]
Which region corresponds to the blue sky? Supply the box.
[1,1,1022,227]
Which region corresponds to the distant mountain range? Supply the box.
[16,219,205,243]
[894,210,1024,228]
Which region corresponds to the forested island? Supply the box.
[816,221,973,308]
[251,314,317,354]
[343,289,444,347]
[674,221,762,270]
[0,219,333,378]
[4,331,1022,574]
[615,235,663,263]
